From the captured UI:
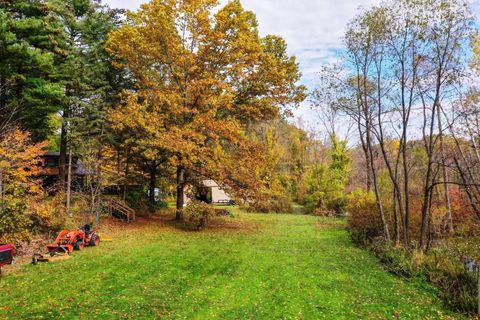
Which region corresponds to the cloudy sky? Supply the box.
[103,0,480,126]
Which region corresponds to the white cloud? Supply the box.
[104,0,144,11]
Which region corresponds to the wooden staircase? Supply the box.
[104,198,136,223]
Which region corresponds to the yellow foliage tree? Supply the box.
[0,128,47,241]
[0,128,47,199]
[106,0,305,219]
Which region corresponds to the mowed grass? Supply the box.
[0,209,461,319]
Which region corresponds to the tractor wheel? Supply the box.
[74,240,84,251]
[89,235,100,246]
[32,255,38,265]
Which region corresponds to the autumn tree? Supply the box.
[327,0,474,247]
[0,128,47,241]
[106,0,305,219]
[403,0,471,248]
[302,135,350,214]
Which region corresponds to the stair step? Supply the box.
[103,199,136,223]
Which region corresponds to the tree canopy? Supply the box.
[106,0,305,218]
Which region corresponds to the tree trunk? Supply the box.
[426,185,435,252]
[419,94,439,249]
[437,105,453,234]
[176,166,185,221]
[123,150,130,201]
[393,187,400,246]
[358,123,372,192]
[362,62,390,242]
[90,189,96,216]
[402,141,410,246]
[116,147,122,196]
[59,122,67,190]
[368,142,390,242]
[66,149,73,217]
[149,161,156,213]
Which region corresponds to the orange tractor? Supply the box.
[32,224,100,264]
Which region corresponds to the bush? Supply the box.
[0,193,67,244]
[422,250,477,313]
[326,196,348,215]
[0,199,30,243]
[125,190,146,209]
[184,201,215,230]
[157,200,169,209]
[245,196,292,213]
[30,194,66,230]
[346,188,382,245]
[368,241,478,314]
[370,241,419,277]
[214,208,231,217]
[311,208,335,217]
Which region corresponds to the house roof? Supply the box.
[44,151,61,156]
[43,151,80,159]
[38,152,91,176]
[203,180,221,188]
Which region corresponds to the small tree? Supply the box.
[303,135,350,214]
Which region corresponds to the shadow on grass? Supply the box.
[165,216,260,234]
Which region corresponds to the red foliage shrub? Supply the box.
[346,189,382,245]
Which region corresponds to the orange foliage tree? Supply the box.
[106,0,305,219]
[0,128,47,241]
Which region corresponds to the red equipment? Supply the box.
[46,224,100,254]
[33,224,100,264]
[0,244,15,275]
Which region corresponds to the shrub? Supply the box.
[326,196,348,215]
[0,193,66,244]
[214,208,231,217]
[125,190,146,209]
[370,241,419,278]
[421,250,477,313]
[0,199,30,243]
[29,193,67,235]
[311,208,335,217]
[157,200,169,209]
[368,241,478,314]
[245,196,292,213]
[184,201,215,230]
[346,188,382,245]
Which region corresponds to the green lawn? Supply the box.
[0,210,461,319]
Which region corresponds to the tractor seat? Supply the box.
[80,224,91,234]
